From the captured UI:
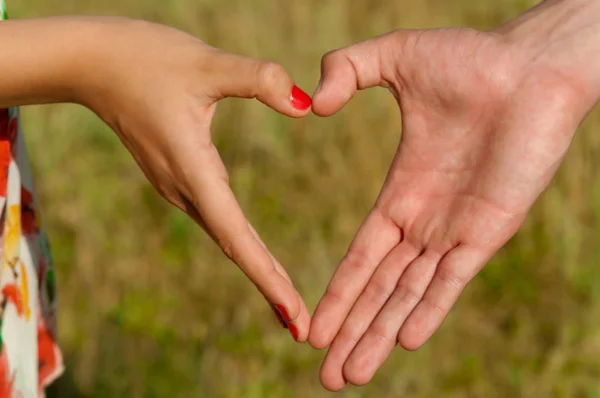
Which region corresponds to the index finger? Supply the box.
[183,146,309,341]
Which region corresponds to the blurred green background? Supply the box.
[8,0,600,396]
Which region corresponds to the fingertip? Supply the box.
[288,322,300,342]
[320,376,347,392]
[308,333,330,350]
[274,292,313,343]
[344,375,371,388]
[270,303,288,328]
[308,324,334,349]
[310,103,337,118]
[260,82,312,119]
[342,346,377,387]
[256,62,314,118]
[310,79,329,117]
[308,310,335,349]
[343,364,373,387]
[398,321,428,351]
[273,294,301,324]
[398,337,423,352]
[319,359,348,392]
[398,321,429,351]
[288,298,311,343]
[310,77,355,117]
[290,85,312,112]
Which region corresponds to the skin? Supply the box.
[3,1,600,391]
[0,17,312,341]
[309,0,600,390]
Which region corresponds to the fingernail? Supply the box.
[274,304,292,322]
[271,306,288,329]
[288,323,299,341]
[290,85,312,110]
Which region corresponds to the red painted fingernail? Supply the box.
[274,304,291,322]
[290,85,312,110]
[288,323,299,341]
[271,306,287,329]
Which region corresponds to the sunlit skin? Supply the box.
[3,0,600,392]
[309,0,600,390]
[0,17,315,340]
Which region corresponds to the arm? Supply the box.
[0,16,313,341]
[499,0,600,108]
[309,0,600,390]
[0,17,95,107]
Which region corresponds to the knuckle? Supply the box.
[343,246,371,271]
[184,194,204,220]
[321,49,341,67]
[257,61,287,91]
[436,265,465,291]
[324,285,346,305]
[422,295,447,316]
[336,326,359,347]
[153,182,187,213]
[393,283,421,309]
[219,171,230,186]
[154,183,172,201]
[365,277,392,303]
[212,163,230,185]
[368,323,393,345]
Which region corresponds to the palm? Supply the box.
[310,28,583,390]
[388,28,576,255]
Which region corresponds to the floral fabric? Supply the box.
[0,2,64,396]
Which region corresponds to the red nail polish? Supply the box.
[290,85,312,110]
[288,323,299,341]
[274,304,291,322]
[271,306,288,329]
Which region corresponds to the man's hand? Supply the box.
[309,0,600,390]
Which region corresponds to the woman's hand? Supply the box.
[308,0,600,389]
[0,16,312,341]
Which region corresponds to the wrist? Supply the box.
[67,17,145,111]
[495,0,600,106]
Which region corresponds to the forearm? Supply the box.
[497,0,600,105]
[0,17,104,108]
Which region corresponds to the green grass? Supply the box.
[9,0,600,396]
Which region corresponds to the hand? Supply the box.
[308,0,600,390]
[0,17,313,340]
[86,19,315,339]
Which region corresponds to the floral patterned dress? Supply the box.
[0,2,64,397]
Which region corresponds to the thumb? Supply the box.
[209,50,312,117]
[312,30,410,117]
